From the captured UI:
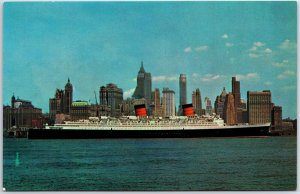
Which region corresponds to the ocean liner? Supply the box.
[28,104,270,139]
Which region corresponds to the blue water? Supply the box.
[3,137,296,191]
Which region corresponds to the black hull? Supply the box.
[28,126,270,139]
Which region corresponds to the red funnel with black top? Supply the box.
[134,104,147,117]
[182,104,195,116]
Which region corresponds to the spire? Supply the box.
[221,87,227,97]
[65,77,72,89]
[139,61,145,73]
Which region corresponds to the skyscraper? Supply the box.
[100,83,123,116]
[224,92,237,125]
[153,88,161,117]
[49,78,72,119]
[232,77,242,123]
[64,78,73,115]
[49,89,64,119]
[214,87,227,119]
[247,90,272,124]
[132,62,152,105]
[192,88,202,116]
[99,86,107,106]
[204,97,213,115]
[179,74,187,115]
[162,88,175,117]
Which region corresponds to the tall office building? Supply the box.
[49,78,72,119]
[153,88,161,117]
[99,86,108,106]
[204,97,213,115]
[223,92,237,125]
[272,106,283,130]
[179,74,187,115]
[49,89,64,119]
[132,62,152,105]
[214,87,227,119]
[64,78,73,115]
[162,88,175,117]
[232,77,242,123]
[192,88,202,116]
[100,83,123,116]
[247,90,272,124]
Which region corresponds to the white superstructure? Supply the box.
[45,115,270,131]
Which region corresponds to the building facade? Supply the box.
[49,79,73,120]
[247,90,272,124]
[192,88,202,116]
[100,83,123,116]
[3,95,43,130]
[232,77,243,123]
[70,101,90,121]
[214,87,227,119]
[179,74,187,115]
[120,98,147,116]
[49,89,64,119]
[204,97,213,115]
[64,78,73,115]
[152,88,162,117]
[223,93,237,125]
[69,101,105,121]
[132,62,152,105]
[271,106,283,130]
[162,88,176,117]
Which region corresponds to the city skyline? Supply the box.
[3,2,297,118]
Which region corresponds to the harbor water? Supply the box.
[3,136,296,191]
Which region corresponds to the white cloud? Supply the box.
[184,47,192,53]
[192,73,199,78]
[195,45,208,52]
[222,34,229,39]
[254,41,265,47]
[201,74,224,82]
[152,75,177,82]
[235,73,260,81]
[184,45,209,53]
[279,39,297,52]
[249,53,260,58]
[264,48,272,53]
[264,81,272,86]
[124,88,135,98]
[280,39,290,49]
[272,60,289,68]
[248,42,272,58]
[132,78,137,82]
[282,85,296,91]
[192,73,225,82]
[249,46,257,52]
[225,42,234,47]
[279,39,293,49]
[277,70,296,79]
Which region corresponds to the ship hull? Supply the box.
[28,125,270,139]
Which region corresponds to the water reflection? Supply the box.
[15,152,20,167]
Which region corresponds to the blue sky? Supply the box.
[3,2,297,118]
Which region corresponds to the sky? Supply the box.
[3,2,297,119]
